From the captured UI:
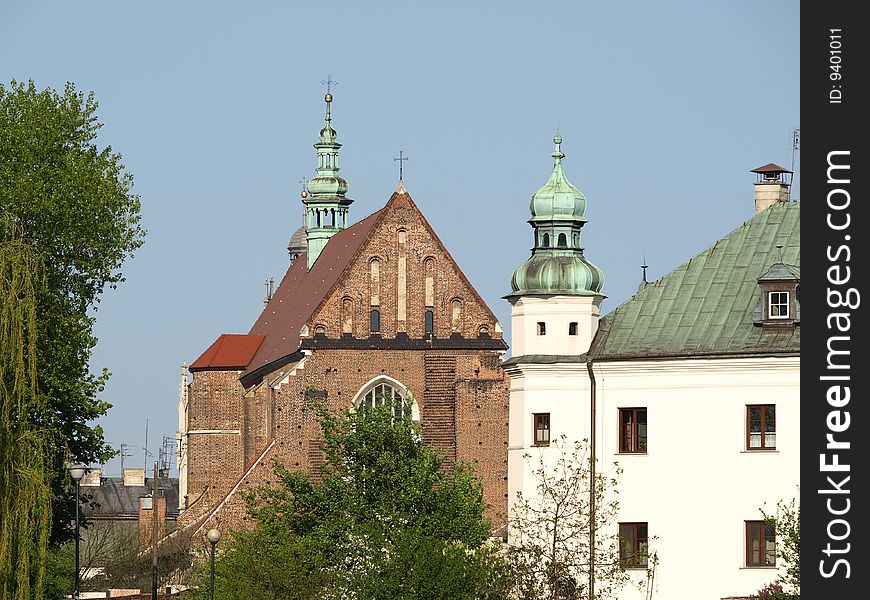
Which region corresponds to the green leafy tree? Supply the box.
[1,79,145,545]
[201,400,510,600]
[759,495,800,599]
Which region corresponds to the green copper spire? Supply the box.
[506,135,605,298]
[305,92,352,269]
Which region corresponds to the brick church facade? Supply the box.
[177,93,509,535]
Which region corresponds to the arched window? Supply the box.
[370,309,380,333]
[424,310,434,334]
[314,324,326,336]
[542,233,550,248]
[573,233,579,247]
[353,377,418,421]
[558,233,567,247]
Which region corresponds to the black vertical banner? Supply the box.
[802,2,868,597]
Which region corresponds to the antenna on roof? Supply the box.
[158,435,174,476]
[143,419,151,469]
[789,128,799,199]
[120,442,135,476]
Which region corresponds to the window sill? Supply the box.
[616,452,648,456]
[740,565,777,570]
[740,449,779,454]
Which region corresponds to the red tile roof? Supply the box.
[241,208,385,383]
[189,334,265,371]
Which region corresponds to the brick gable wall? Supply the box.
[182,190,509,533]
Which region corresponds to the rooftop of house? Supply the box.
[590,201,800,360]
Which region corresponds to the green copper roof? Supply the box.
[530,134,588,222]
[307,93,348,198]
[305,93,353,269]
[507,135,604,298]
[590,201,800,359]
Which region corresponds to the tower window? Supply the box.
[542,233,550,248]
[424,310,434,334]
[533,413,550,447]
[370,310,380,333]
[569,322,578,336]
[558,233,567,247]
[537,322,546,335]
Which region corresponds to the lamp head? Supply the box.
[206,528,221,545]
[69,464,88,482]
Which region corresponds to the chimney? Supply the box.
[80,468,102,487]
[751,163,792,214]
[123,468,146,486]
[137,493,167,550]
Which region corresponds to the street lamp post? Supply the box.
[206,528,221,600]
[68,464,87,600]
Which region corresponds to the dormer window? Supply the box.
[753,258,799,328]
[768,291,789,319]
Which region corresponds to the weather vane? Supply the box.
[394,150,409,181]
[321,74,338,95]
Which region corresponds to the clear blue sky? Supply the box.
[2,1,800,476]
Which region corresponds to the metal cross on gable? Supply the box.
[321,74,338,94]
[394,150,409,181]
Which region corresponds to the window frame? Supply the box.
[768,291,790,319]
[619,522,649,569]
[532,413,551,447]
[537,322,546,336]
[370,309,380,333]
[745,520,776,567]
[618,408,647,454]
[746,404,776,450]
[568,322,578,336]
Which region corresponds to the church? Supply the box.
[176,92,510,533]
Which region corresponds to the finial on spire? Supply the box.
[394,150,409,181]
[641,256,649,283]
[299,176,309,199]
[551,134,565,164]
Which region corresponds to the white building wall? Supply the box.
[594,356,800,599]
[509,295,602,357]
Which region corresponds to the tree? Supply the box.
[758,495,800,599]
[507,436,642,600]
[0,79,145,545]
[201,400,510,600]
[0,217,54,599]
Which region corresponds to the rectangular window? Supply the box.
[533,413,550,446]
[746,521,776,566]
[537,322,546,335]
[569,322,578,336]
[768,291,789,319]
[747,405,776,450]
[619,522,648,568]
[619,408,647,453]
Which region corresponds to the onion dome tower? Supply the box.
[304,92,352,269]
[505,134,605,356]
